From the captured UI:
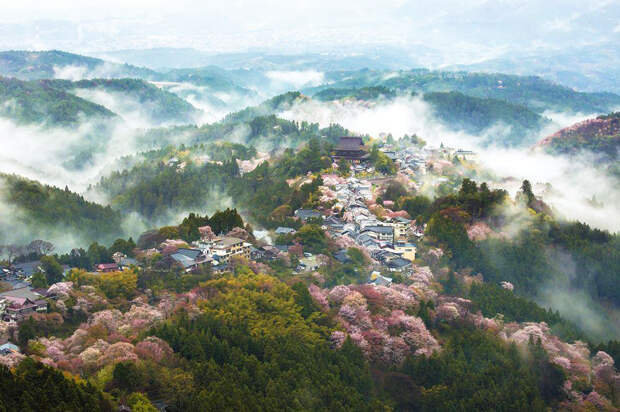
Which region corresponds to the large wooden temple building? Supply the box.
[333,136,369,162]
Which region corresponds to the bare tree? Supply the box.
[27,239,55,256]
[3,244,25,265]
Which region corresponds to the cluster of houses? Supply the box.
[154,235,253,273]
[0,262,53,322]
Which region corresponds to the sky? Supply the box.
[0,0,618,64]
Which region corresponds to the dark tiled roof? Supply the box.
[337,137,364,151]
[363,225,394,235]
[175,248,202,260]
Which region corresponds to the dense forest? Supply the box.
[0,359,112,411]
[422,91,547,145]
[308,68,620,113]
[0,173,123,244]
[0,76,115,125]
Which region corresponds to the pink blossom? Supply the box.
[500,281,514,291]
[88,309,123,332]
[308,284,329,309]
[98,342,138,366]
[328,285,352,305]
[552,356,572,371]
[330,331,346,349]
[226,227,251,241]
[467,222,494,241]
[135,336,174,363]
[0,352,25,368]
[46,281,73,298]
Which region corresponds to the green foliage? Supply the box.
[469,282,582,340]
[109,238,136,257]
[126,392,158,412]
[176,209,244,242]
[151,273,387,410]
[400,195,432,221]
[312,68,620,114]
[399,327,562,411]
[31,271,48,288]
[64,78,199,124]
[369,145,397,175]
[382,181,408,202]
[0,173,123,244]
[426,210,479,270]
[295,224,329,254]
[0,358,112,411]
[423,91,546,145]
[0,77,115,125]
[41,255,64,284]
[68,269,138,300]
[112,362,141,393]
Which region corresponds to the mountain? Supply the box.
[0,76,115,126]
[537,112,620,160]
[422,91,547,145]
[51,78,202,125]
[0,50,157,80]
[306,69,620,114]
[91,47,417,71]
[0,173,123,246]
[448,42,620,94]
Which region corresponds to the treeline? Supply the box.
[0,358,111,411]
[421,178,619,339]
[0,76,115,126]
[0,173,123,244]
[423,91,546,145]
[97,138,332,227]
[150,273,388,410]
[396,327,565,411]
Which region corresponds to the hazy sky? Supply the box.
[0,0,618,61]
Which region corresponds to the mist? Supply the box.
[278,95,619,233]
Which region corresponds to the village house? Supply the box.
[0,287,47,321]
[95,263,119,273]
[394,242,417,261]
[296,255,323,272]
[275,227,296,235]
[369,271,393,286]
[386,257,413,273]
[361,225,394,244]
[294,209,322,222]
[386,216,412,241]
[0,342,20,355]
[210,237,252,262]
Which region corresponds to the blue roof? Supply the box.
[170,253,197,269]
[175,248,202,260]
[363,226,393,235]
[387,257,412,268]
[0,343,19,352]
[14,261,41,276]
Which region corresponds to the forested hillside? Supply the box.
[0,173,123,244]
[308,68,620,113]
[0,77,115,125]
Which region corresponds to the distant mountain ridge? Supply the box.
[0,49,157,80]
[306,68,620,114]
[537,112,620,160]
[0,76,116,126]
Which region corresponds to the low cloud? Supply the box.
[280,95,619,232]
[265,70,325,92]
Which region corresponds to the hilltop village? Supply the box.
[0,136,470,323]
[0,135,618,411]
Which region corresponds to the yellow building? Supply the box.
[394,242,416,261]
[211,237,252,262]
